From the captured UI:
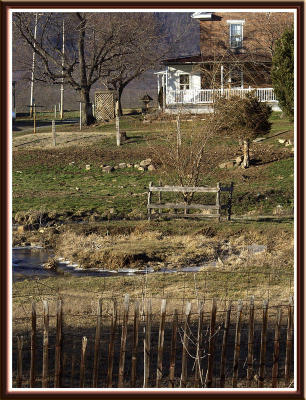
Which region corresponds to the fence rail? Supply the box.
[166,87,277,105]
[13,296,294,389]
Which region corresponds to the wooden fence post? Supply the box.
[180,301,191,388]
[52,120,56,146]
[285,297,294,387]
[80,336,87,388]
[158,180,162,217]
[107,300,118,388]
[147,182,152,221]
[194,301,204,387]
[228,182,234,221]
[220,301,232,388]
[17,336,23,388]
[272,307,282,388]
[143,298,152,388]
[205,298,217,388]
[168,309,178,388]
[115,100,120,147]
[54,299,63,388]
[232,300,243,388]
[30,302,36,388]
[258,300,268,388]
[247,296,255,384]
[118,294,130,387]
[42,300,49,388]
[156,299,167,387]
[92,298,102,388]
[216,182,221,222]
[131,300,140,387]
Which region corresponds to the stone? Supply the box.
[127,163,133,168]
[114,166,118,170]
[235,156,243,166]
[134,164,140,169]
[75,187,80,191]
[118,163,127,169]
[278,139,286,144]
[85,164,91,170]
[102,166,114,173]
[140,158,152,167]
[219,161,235,169]
[138,166,146,171]
[109,208,115,214]
[69,161,75,166]
[147,164,156,171]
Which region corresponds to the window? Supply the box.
[229,23,243,48]
[179,74,190,90]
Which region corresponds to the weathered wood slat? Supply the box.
[150,186,219,193]
[54,299,63,388]
[118,294,130,387]
[232,301,243,388]
[156,299,167,387]
[194,302,204,388]
[131,301,140,387]
[148,203,219,210]
[42,301,49,388]
[79,336,87,388]
[205,299,217,388]
[285,297,294,387]
[168,309,178,388]
[144,299,152,388]
[154,213,221,219]
[247,296,255,384]
[30,302,36,388]
[17,336,23,388]
[220,301,232,388]
[92,298,102,388]
[180,302,191,388]
[272,308,282,388]
[107,301,118,388]
[258,300,268,388]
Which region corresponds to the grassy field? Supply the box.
[12,110,294,319]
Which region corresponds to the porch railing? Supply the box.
[166,88,277,105]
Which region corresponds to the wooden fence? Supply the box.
[13,296,294,389]
[147,182,233,221]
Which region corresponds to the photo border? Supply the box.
[1,1,304,399]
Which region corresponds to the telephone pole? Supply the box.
[29,13,38,117]
[60,19,65,120]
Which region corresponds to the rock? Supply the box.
[134,164,140,169]
[102,166,114,173]
[147,164,156,171]
[69,162,75,166]
[235,156,243,166]
[100,164,106,168]
[118,163,127,169]
[138,166,146,171]
[285,141,291,147]
[140,158,152,167]
[127,163,133,168]
[278,139,286,144]
[108,208,115,214]
[219,161,235,169]
[85,164,91,170]
[114,166,118,170]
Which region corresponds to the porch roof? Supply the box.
[162,53,272,65]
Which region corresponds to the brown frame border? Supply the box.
[1,1,304,399]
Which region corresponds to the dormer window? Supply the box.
[227,20,245,49]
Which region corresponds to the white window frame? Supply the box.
[227,20,245,49]
[179,74,190,91]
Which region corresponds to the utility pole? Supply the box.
[30,13,38,117]
[60,19,65,120]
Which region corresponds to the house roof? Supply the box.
[162,53,272,65]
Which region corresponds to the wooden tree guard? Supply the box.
[147,183,233,221]
[54,299,63,388]
[168,309,178,388]
[79,336,87,388]
[272,308,282,388]
[107,300,118,388]
[232,301,243,388]
[258,300,268,388]
[156,299,167,387]
[180,302,191,388]
[92,298,102,388]
[143,298,152,388]
[285,297,294,387]
[131,301,140,387]
[118,294,130,387]
[17,336,23,388]
[42,300,49,388]
[194,302,204,387]
[95,90,115,121]
[205,299,217,387]
[247,296,255,384]
[220,301,232,388]
[30,302,36,388]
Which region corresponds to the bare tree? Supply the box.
[13,12,162,125]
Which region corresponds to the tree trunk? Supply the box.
[243,139,250,168]
[80,88,95,125]
[118,86,124,117]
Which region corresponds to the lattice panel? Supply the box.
[95,91,115,121]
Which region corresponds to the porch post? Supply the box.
[157,75,160,110]
[221,65,224,94]
[162,74,166,112]
[241,67,244,88]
